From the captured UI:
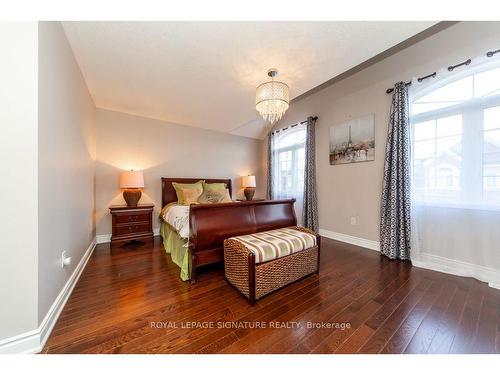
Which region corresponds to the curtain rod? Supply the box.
[385,48,500,94]
[271,116,318,134]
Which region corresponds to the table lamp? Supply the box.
[241,175,256,201]
[120,170,144,206]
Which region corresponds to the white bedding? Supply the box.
[162,204,190,239]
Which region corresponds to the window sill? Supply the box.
[413,201,500,212]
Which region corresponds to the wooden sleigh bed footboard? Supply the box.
[189,199,297,282]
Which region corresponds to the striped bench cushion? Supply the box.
[228,227,317,264]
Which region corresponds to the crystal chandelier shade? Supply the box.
[255,70,290,124]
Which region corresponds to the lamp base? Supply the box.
[123,189,142,207]
[243,187,256,201]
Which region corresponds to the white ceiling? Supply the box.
[63,21,436,139]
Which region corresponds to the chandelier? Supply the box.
[255,69,290,124]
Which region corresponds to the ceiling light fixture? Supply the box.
[255,69,289,125]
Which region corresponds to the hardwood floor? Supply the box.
[42,236,500,354]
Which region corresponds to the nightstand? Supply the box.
[109,204,154,248]
[236,199,266,202]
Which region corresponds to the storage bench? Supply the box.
[223,226,320,305]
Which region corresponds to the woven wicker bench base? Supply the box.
[223,226,320,305]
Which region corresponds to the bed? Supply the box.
[159,177,297,283]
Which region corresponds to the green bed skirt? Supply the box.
[160,221,191,281]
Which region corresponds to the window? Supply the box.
[270,123,307,224]
[272,125,306,199]
[484,106,500,201]
[413,115,462,200]
[411,64,500,208]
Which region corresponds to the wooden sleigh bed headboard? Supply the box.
[160,176,297,283]
[161,177,232,208]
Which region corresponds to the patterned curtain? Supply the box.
[303,116,319,232]
[380,82,411,260]
[267,131,274,199]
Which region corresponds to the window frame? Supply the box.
[272,125,307,199]
[410,61,500,210]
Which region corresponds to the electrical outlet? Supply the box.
[61,251,71,268]
[350,217,357,225]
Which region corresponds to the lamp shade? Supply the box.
[120,170,144,189]
[241,175,256,188]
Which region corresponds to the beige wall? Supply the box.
[0,22,39,342]
[37,22,96,323]
[271,21,500,243]
[95,109,265,235]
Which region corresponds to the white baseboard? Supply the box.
[319,228,500,290]
[96,228,160,244]
[95,233,111,244]
[0,329,40,354]
[412,253,500,290]
[0,239,96,354]
[319,228,380,251]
